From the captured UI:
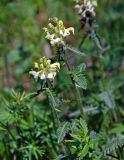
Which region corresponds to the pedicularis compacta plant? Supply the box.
[0,0,124,160]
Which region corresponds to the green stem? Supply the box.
[75,84,84,117]
[112,108,118,122]
[47,124,58,154]
[102,81,118,122]
[106,88,118,122]
[79,33,87,49]
[46,87,74,157]
[63,49,84,118]
[46,88,61,128]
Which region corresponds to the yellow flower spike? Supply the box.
[29,57,60,81]
[43,17,75,47]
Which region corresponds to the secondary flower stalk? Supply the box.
[74,0,97,19]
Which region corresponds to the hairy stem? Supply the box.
[46,88,61,128]
[63,48,84,118]
[75,84,84,117]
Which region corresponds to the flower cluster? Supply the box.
[43,17,74,46]
[74,0,97,18]
[29,57,60,81]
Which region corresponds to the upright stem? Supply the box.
[46,88,74,158]
[79,33,87,49]
[45,85,73,157]
[75,84,84,117]
[112,108,118,122]
[102,82,118,122]
[46,88,61,128]
[63,47,84,118]
[47,124,58,154]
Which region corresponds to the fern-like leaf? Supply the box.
[46,88,61,112]
[99,89,115,109]
[71,64,87,90]
[103,138,124,155]
[57,122,70,143]
[78,143,89,160]
[79,119,88,136]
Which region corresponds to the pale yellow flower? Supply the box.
[43,17,74,46]
[29,57,60,81]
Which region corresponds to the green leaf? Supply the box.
[78,63,86,72]
[46,88,60,108]
[99,89,115,109]
[71,64,87,90]
[57,122,70,143]
[0,111,15,124]
[110,124,124,134]
[55,155,68,160]
[79,119,88,136]
[74,75,87,90]
[0,126,6,131]
[66,45,86,57]
[103,138,124,155]
[78,143,89,159]
[119,108,124,117]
